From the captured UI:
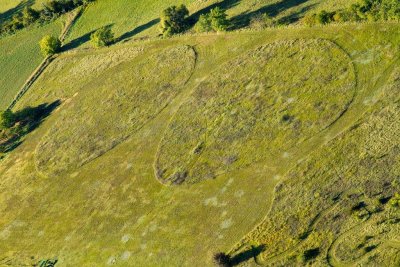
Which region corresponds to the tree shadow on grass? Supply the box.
[61,24,114,51]
[0,0,34,23]
[116,18,160,43]
[0,100,61,154]
[230,0,310,29]
[230,244,266,266]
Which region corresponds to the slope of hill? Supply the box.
[0,18,398,266]
[0,0,400,266]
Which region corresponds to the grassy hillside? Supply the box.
[0,21,398,266]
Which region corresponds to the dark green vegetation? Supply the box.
[0,0,399,266]
[0,102,59,155]
[90,25,114,47]
[195,7,230,33]
[160,4,189,37]
[304,0,400,25]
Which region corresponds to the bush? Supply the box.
[159,4,189,37]
[0,110,16,129]
[389,193,400,207]
[90,26,114,48]
[213,252,231,267]
[39,35,61,56]
[194,7,230,33]
[316,10,334,24]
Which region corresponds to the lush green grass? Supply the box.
[0,19,63,109]
[0,22,398,266]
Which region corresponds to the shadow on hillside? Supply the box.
[61,24,114,51]
[116,18,160,43]
[0,100,61,154]
[187,0,241,27]
[0,0,35,23]
[230,244,265,266]
[230,0,310,28]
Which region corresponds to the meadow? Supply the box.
[0,21,397,266]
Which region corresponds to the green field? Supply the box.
[0,0,400,266]
[0,19,62,109]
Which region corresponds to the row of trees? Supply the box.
[0,0,94,36]
[39,26,113,56]
[303,0,400,25]
[159,5,230,37]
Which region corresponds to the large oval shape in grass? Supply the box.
[35,45,196,176]
[156,39,356,184]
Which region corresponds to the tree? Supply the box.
[0,110,16,129]
[316,10,333,24]
[90,26,114,48]
[210,7,230,31]
[194,7,230,33]
[159,5,189,37]
[39,35,61,56]
[194,13,212,32]
[213,252,231,267]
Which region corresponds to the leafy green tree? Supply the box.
[39,35,61,56]
[159,5,189,37]
[90,26,114,48]
[0,110,16,129]
[316,10,333,24]
[194,7,230,33]
[194,14,212,32]
[210,7,230,31]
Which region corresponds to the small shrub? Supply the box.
[302,13,317,26]
[316,10,334,24]
[213,252,231,267]
[159,5,189,37]
[90,26,114,48]
[39,35,61,56]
